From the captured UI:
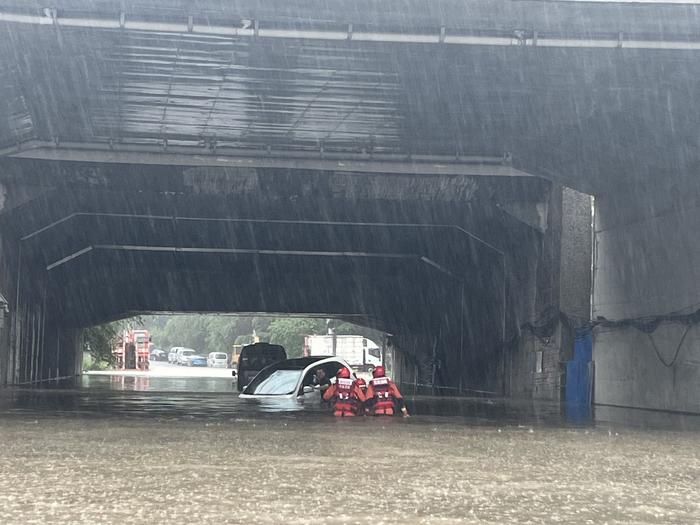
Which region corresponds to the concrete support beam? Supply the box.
[4,143,528,178]
[593,178,700,413]
[3,9,700,51]
[503,184,592,402]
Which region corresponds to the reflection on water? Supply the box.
[1,373,699,431]
[85,374,236,393]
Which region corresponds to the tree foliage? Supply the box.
[82,318,142,366]
[128,314,381,360]
[268,318,326,357]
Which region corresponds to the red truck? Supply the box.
[113,329,151,371]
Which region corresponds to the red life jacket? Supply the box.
[369,377,394,413]
[334,378,358,413]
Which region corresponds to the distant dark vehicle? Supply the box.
[149,349,167,361]
[235,342,287,392]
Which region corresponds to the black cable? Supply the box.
[646,323,692,368]
[513,306,700,361]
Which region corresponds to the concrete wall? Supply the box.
[0,178,81,386]
[0,242,81,386]
[503,185,591,402]
[560,188,593,321]
[0,229,15,385]
[593,183,700,413]
[505,323,571,401]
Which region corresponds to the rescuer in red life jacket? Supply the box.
[322,367,366,417]
[365,366,409,417]
[355,377,368,414]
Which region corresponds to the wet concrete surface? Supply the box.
[1,370,699,524]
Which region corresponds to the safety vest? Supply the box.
[334,378,359,414]
[369,377,394,412]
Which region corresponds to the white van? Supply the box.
[207,352,229,368]
[168,347,181,364]
[176,348,196,365]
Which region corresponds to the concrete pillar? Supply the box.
[0,302,10,385]
[0,196,17,386]
[503,185,592,402]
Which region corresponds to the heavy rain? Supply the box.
[1,0,700,523]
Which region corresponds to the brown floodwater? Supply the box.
[0,372,698,524]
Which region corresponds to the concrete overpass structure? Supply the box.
[0,0,699,413]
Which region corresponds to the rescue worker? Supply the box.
[355,377,369,415]
[365,365,409,417]
[322,367,366,417]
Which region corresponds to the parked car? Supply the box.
[239,356,353,401]
[176,348,196,365]
[235,342,287,392]
[188,354,207,367]
[149,349,166,361]
[207,352,228,368]
[168,347,180,364]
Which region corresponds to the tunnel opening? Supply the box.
[81,313,392,395]
[0,158,596,409]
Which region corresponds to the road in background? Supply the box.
[87,360,234,378]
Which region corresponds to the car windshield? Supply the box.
[182,350,194,356]
[244,368,303,395]
[214,353,227,359]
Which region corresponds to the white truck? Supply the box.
[304,334,382,371]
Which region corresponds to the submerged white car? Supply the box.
[239,356,354,401]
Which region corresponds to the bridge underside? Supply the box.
[0,1,699,411]
[0,159,558,393]
[2,0,700,194]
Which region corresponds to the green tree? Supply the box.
[234,333,254,346]
[82,318,142,368]
[159,315,209,351]
[136,314,383,360]
[268,318,326,357]
[205,316,239,354]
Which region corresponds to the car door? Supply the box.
[297,361,345,401]
[298,368,320,401]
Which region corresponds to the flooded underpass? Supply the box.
[3,0,700,523]
[1,372,699,524]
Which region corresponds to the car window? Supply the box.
[245,370,302,395]
[301,370,317,387]
[368,348,381,358]
[215,353,227,359]
[182,350,194,356]
[321,361,345,379]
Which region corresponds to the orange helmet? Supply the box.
[372,365,386,378]
[337,367,351,379]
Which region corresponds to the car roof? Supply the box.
[241,342,285,354]
[241,357,353,396]
[267,356,349,371]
